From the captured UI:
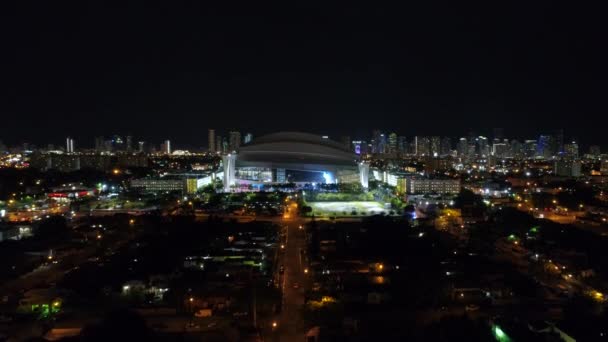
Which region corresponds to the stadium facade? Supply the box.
[222,132,369,191]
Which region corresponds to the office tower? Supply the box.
[208,129,216,152]
[222,137,228,153]
[112,135,124,151]
[492,141,508,158]
[554,129,564,155]
[477,136,489,157]
[228,131,241,151]
[414,136,430,156]
[397,136,407,153]
[430,136,440,156]
[138,141,145,153]
[440,137,451,156]
[457,138,468,157]
[388,133,398,153]
[524,140,537,158]
[162,140,171,154]
[510,140,522,158]
[66,137,74,153]
[126,135,133,152]
[104,140,113,152]
[537,135,554,159]
[95,136,104,152]
[371,130,380,153]
[243,132,253,144]
[564,141,579,159]
[589,145,601,157]
[216,135,222,154]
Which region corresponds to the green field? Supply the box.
[307,201,389,217]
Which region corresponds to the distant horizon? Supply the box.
[1,128,601,152]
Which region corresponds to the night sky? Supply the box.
[1,2,606,148]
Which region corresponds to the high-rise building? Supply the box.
[371,130,380,153]
[430,136,441,156]
[216,135,222,154]
[162,140,171,154]
[524,140,537,158]
[208,129,216,153]
[457,138,468,157]
[66,137,74,154]
[243,133,253,144]
[510,140,522,158]
[95,136,104,152]
[138,141,145,153]
[492,142,508,158]
[589,145,601,157]
[228,131,241,151]
[440,137,451,156]
[112,135,125,151]
[564,141,579,159]
[414,136,431,156]
[477,136,489,157]
[537,135,554,159]
[126,135,133,152]
[388,133,398,154]
[554,129,564,155]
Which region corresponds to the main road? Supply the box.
[273,218,308,341]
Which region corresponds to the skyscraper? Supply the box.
[537,135,554,159]
[564,141,579,159]
[440,137,452,156]
[162,140,171,154]
[554,129,564,155]
[208,129,216,153]
[414,136,430,156]
[388,133,398,154]
[589,145,601,157]
[216,135,222,154]
[397,136,408,154]
[477,136,489,157]
[229,131,241,151]
[138,141,145,153]
[126,135,133,152]
[430,136,440,156]
[457,138,468,157]
[95,136,104,152]
[66,137,74,154]
[371,129,382,154]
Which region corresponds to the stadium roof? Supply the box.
[237,132,357,169]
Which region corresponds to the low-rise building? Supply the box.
[405,177,460,194]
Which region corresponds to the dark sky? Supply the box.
[1,2,606,148]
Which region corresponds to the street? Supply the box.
[275,220,307,341]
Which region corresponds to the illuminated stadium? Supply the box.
[222,132,369,191]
